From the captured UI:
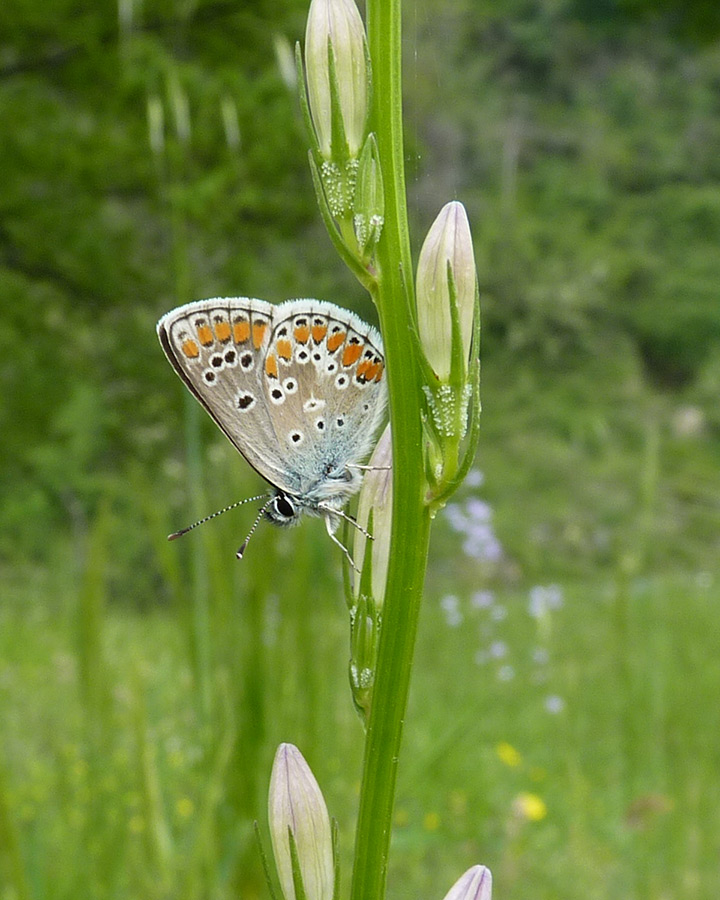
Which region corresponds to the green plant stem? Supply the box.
[350,0,432,898]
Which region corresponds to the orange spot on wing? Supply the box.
[342,343,363,366]
[214,320,231,342]
[294,325,310,343]
[277,338,292,360]
[197,324,214,346]
[365,362,382,381]
[265,354,278,379]
[253,322,267,349]
[356,359,373,379]
[181,339,200,359]
[311,323,328,343]
[233,319,251,343]
[327,331,346,352]
[373,362,384,382]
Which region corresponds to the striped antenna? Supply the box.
[168,494,268,541]
[236,496,275,559]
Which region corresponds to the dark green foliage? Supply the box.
[2,0,718,561]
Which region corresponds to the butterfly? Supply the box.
[157,297,387,561]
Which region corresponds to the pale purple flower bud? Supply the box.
[305,0,368,158]
[416,201,477,380]
[442,864,493,900]
[268,743,334,900]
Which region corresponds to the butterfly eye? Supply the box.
[274,494,295,519]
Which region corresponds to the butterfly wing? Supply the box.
[157,297,298,493]
[259,300,387,502]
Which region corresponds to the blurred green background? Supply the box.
[1,0,720,897]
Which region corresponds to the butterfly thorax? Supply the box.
[265,466,362,529]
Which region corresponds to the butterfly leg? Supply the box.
[324,514,361,573]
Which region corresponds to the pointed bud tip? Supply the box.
[442,865,492,900]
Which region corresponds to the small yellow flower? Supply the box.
[175,796,194,820]
[513,792,547,822]
[128,814,145,834]
[423,811,441,832]
[495,742,522,768]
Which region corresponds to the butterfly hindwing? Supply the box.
[260,301,387,499]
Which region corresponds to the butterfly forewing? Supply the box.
[157,298,297,492]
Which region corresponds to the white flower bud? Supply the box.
[416,201,477,380]
[268,743,334,900]
[305,0,368,158]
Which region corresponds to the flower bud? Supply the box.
[353,134,385,257]
[305,0,368,158]
[353,424,392,605]
[416,201,477,381]
[268,743,334,900]
[442,865,493,900]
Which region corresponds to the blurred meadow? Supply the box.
[2,0,720,898]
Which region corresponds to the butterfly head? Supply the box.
[264,490,303,527]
